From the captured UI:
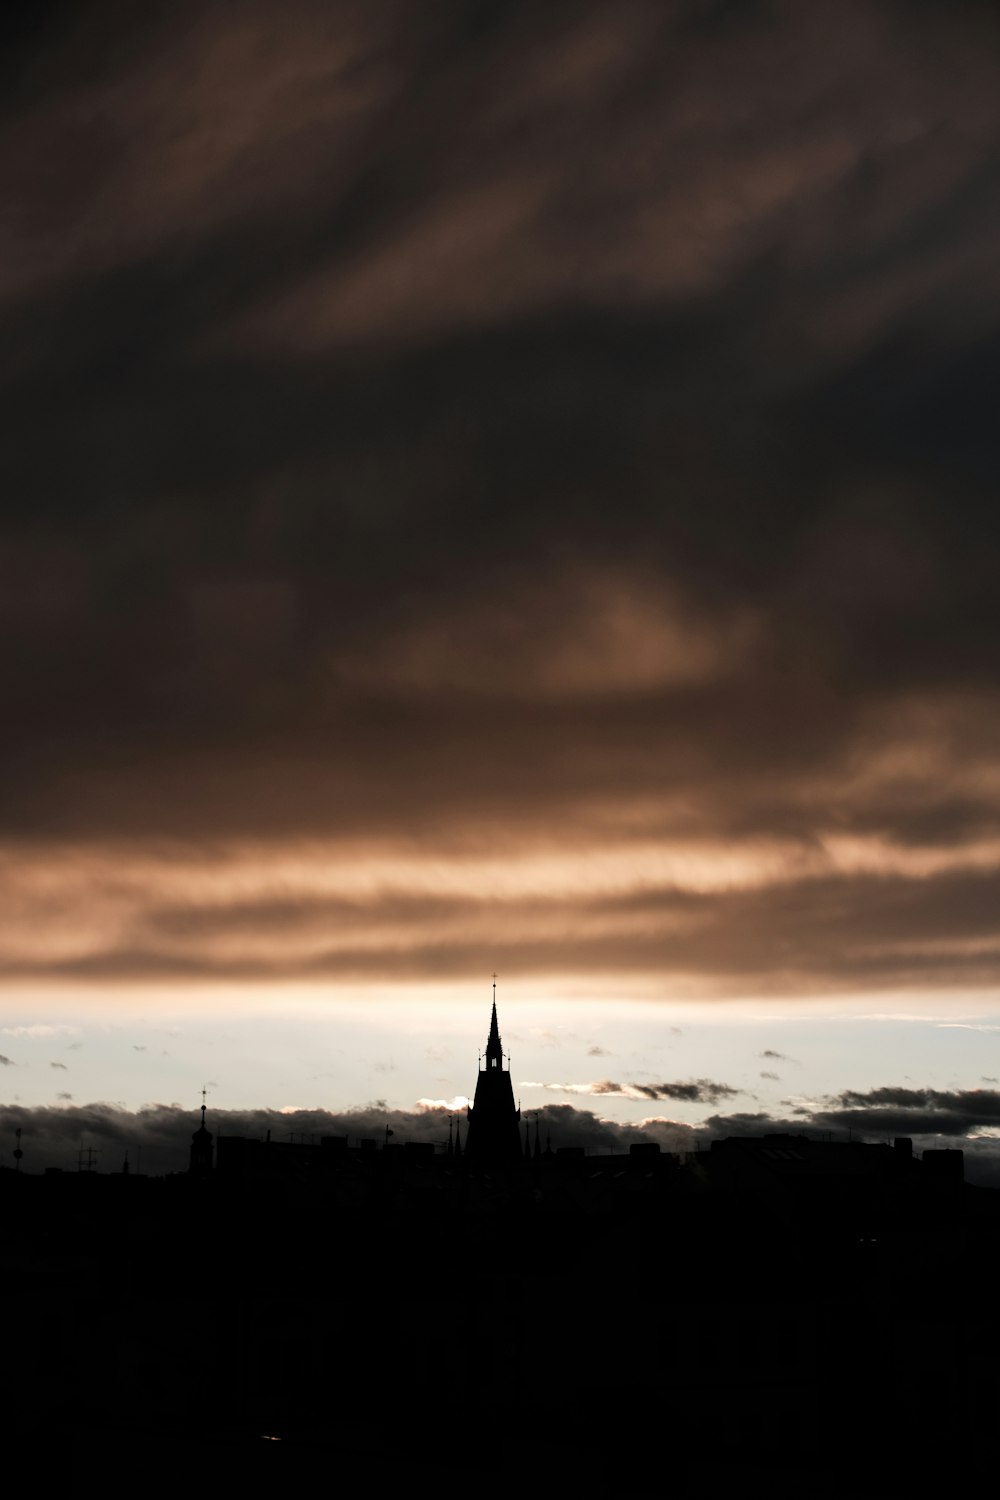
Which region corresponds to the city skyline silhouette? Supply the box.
[4,988,998,1486]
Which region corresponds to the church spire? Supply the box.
[486,973,503,1069]
[466,982,521,1163]
[189,1087,214,1177]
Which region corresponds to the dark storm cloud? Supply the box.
[0,1054,12,1066]
[0,1098,694,1173]
[703,1102,1000,1188]
[2,1,1000,995]
[536,1077,740,1103]
[525,1103,696,1156]
[814,1084,1000,1137]
[8,1090,999,1180]
[703,1085,1000,1168]
[0,1100,451,1175]
[629,1079,740,1104]
[702,1110,801,1136]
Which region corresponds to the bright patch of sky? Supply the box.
[1,983,997,1128]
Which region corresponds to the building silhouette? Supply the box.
[464,991,522,1164]
[188,1097,213,1177]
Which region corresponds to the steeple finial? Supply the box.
[189,1087,214,1176]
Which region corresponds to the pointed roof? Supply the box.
[466,988,522,1162]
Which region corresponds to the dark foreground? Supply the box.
[2,1139,996,1488]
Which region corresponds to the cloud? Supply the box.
[525,1104,697,1157]
[1,1098,691,1172]
[0,1,999,1008]
[760,1071,781,1081]
[701,1084,1000,1175]
[415,1096,471,1113]
[4,1087,1000,1185]
[2,1026,79,1038]
[811,1085,1000,1138]
[629,1079,740,1105]
[9,840,1000,997]
[529,1077,740,1105]
[50,1061,68,1071]
[56,1092,72,1101]
[761,1051,789,1061]
[702,1111,801,1137]
[587,1045,609,1057]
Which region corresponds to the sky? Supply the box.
[3,0,1000,1173]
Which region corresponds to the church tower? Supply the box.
[189,1092,214,1177]
[465,983,522,1164]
